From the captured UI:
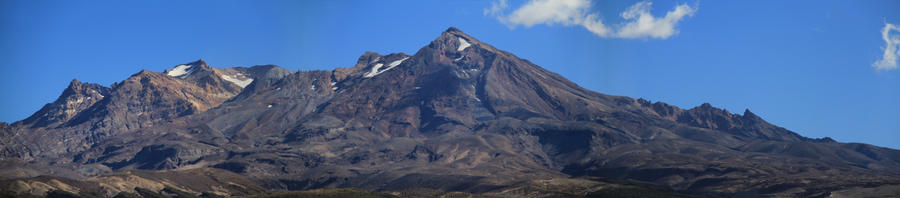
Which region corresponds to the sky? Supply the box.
[1,0,898,149]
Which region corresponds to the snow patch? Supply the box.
[167,65,194,78]
[221,74,254,88]
[363,63,385,78]
[363,57,409,78]
[267,104,273,108]
[457,37,471,51]
[389,57,408,67]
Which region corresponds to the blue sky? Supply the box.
[1,0,898,149]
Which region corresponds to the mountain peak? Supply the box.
[407,27,497,70]
[63,78,87,96]
[431,27,479,50]
[188,58,207,66]
[356,51,382,65]
[743,108,759,119]
[444,27,463,33]
[132,69,155,77]
[164,59,211,78]
[21,78,110,128]
[441,27,469,39]
[68,78,82,86]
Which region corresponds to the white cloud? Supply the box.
[506,0,590,27]
[483,0,508,17]
[486,0,697,40]
[582,13,611,36]
[615,2,696,39]
[873,22,900,71]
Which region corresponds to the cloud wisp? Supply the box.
[874,22,900,71]
[483,0,509,17]
[485,0,697,40]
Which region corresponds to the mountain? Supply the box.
[2,27,900,197]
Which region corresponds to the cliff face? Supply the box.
[1,27,899,197]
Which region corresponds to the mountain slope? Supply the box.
[2,27,899,197]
